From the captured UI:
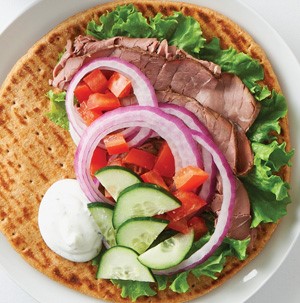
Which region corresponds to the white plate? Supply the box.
[0,0,299,302]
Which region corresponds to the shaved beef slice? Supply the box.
[211,178,251,240]
[51,36,259,131]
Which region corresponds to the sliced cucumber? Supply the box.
[113,183,181,229]
[138,229,194,270]
[116,217,169,254]
[97,246,154,282]
[95,166,142,201]
[88,202,116,247]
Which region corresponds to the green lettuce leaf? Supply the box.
[200,38,271,101]
[45,90,68,130]
[111,280,156,302]
[167,235,249,293]
[87,4,206,54]
[242,140,293,227]
[243,182,291,227]
[247,91,288,142]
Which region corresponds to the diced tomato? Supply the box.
[173,166,209,191]
[83,69,108,93]
[90,147,107,176]
[87,92,121,112]
[103,132,129,155]
[107,72,132,98]
[154,214,190,234]
[168,217,191,234]
[123,148,157,170]
[187,216,208,241]
[77,101,102,125]
[153,141,175,178]
[141,170,168,190]
[167,191,207,221]
[74,82,93,103]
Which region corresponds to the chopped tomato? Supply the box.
[87,92,121,112]
[83,69,108,93]
[123,148,157,170]
[173,166,209,191]
[107,72,132,98]
[90,147,107,176]
[168,217,191,234]
[77,101,102,125]
[167,190,207,221]
[187,216,208,241]
[154,214,190,234]
[153,141,175,178]
[103,132,129,155]
[141,170,168,190]
[74,82,93,103]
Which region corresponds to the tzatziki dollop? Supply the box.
[38,179,103,262]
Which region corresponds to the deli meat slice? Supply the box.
[211,178,251,240]
[51,36,259,131]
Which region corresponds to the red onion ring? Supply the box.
[153,131,236,275]
[126,127,153,148]
[66,57,158,142]
[75,106,201,202]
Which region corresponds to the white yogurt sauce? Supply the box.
[38,179,103,262]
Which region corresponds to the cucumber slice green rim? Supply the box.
[116,217,169,254]
[88,202,116,247]
[87,202,114,210]
[113,183,181,229]
[95,166,142,201]
[138,229,194,270]
[97,245,155,282]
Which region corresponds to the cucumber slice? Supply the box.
[116,217,169,254]
[97,246,154,282]
[113,183,181,229]
[95,166,142,200]
[138,229,194,270]
[88,202,116,247]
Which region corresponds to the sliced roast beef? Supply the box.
[211,178,251,240]
[51,35,259,131]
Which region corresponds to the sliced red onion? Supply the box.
[127,127,153,148]
[75,106,201,202]
[154,131,236,275]
[66,57,158,143]
[160,103,211,137]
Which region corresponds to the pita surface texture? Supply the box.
[0,0,290,302]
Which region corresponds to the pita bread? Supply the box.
[0,0,291,302]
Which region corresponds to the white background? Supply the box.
[0,0,299,302]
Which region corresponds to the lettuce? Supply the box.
[111,280,156,302]
[167,235,250,293]
[247,91,288,142]
[45,90,68,130]
[87,4,206,54]
[200,38,271,101]
[242,140,293,227]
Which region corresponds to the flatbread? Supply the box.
[0,0,291,302]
